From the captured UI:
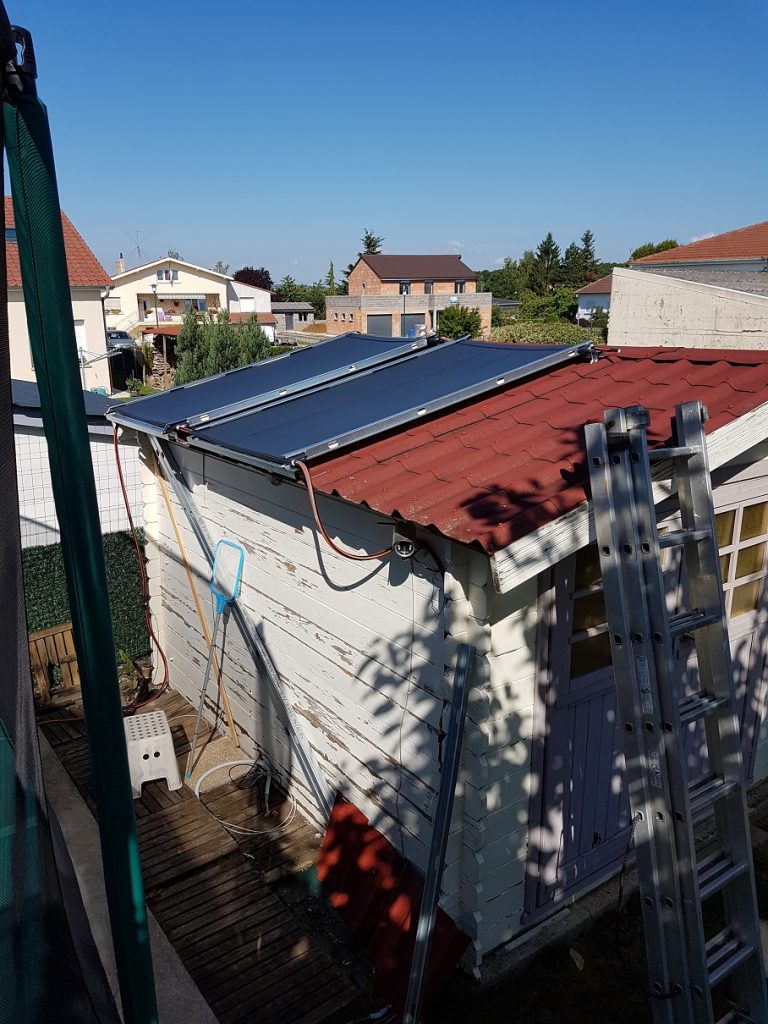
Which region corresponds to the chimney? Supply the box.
[115,252,125,275]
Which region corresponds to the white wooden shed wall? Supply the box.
[141,441,496,941]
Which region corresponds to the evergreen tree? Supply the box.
[580,229,599,282]
[237,316,271,365]
[361,228,383,254]
[203,311,240,378]
[562,242,585,289]
[531,232,562,294]
[326,261,336,295]
[516,250,538,293]
[174,308,205,385]
[276,275,302,302]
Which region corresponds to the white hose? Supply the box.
[193,758,297,836]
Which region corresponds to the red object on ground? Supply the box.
[318,795,470,1014]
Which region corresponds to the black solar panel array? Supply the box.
[109,333,592,471]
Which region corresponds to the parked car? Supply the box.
[106,330,135,350]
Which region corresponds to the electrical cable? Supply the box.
[294,459,393,561]
[193,758,297,836]
[112,426,169,710]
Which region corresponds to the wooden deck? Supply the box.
[39,688,360,1024]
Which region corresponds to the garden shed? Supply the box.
[111,338,768,976]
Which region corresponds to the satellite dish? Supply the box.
[449,296,458,304]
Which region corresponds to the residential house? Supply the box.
[110,337,768,976]
[609,220,768,348]
[13,379,142,548]
[326,254,492,337]
[272,301,315,333]
[6,197,112,391]
[107,256,272,332]
[575,272,612,322]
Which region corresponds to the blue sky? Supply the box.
[17,0,768,282]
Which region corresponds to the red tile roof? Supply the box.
[633,221,768,264]
[577,273,613,295]
[5,196,110,287]
[309,347,768,554]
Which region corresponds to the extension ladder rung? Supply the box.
[669,609,722,638]
[706,928,755,988]
[688,773,739,818]
[648,445,697,461]
[658,528,711,549]
[697,848,749,901]
[679,691,731,727]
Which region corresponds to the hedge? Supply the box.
[23,530,149,659]
[489,320,603,346]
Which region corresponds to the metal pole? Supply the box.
[402,643,474,1024]
[185,609,222,778]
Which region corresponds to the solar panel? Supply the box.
[188,341,592,470]
[108,333,428,434]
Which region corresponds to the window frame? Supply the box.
[454,280,465,294]
[399,281,411,295]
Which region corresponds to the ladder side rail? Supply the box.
[586,418,693,1023]
[620,407,714,1017]
[673,403,768,1020]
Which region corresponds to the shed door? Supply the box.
[366,314,392,337]
[527,473,768,918]
[285,312,294,330]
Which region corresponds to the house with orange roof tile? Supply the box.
[609,219,768,349]
[5,197,113,391]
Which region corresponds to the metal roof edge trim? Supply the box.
[489,397,768,596]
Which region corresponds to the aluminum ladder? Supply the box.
[585,401,767,1024]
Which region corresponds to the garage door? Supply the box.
[366,314,392,337]
[401,314,425,338]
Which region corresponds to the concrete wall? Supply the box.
[608,266,768,349]
[10,288,110,392]
[326,292,493,337]
[15,425,142,547]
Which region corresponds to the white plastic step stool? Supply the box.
[124,710,182,799]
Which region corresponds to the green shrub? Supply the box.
[489,320,603,346]
[23,530,149,659]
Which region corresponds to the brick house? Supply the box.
[326,254,492,337]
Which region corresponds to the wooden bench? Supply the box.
[28,623,79,703]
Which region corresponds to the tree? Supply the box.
[213,260,229,275]
[630,239,679,261]
[580,229,599,282]
[561,242,585,289]
[344,228,384,281]
[275,275,303,302]
[307,282,328,320]
[167,248,181,260]
[174,308,205,385]
[203,311,241,378]
[233,265,274,291]
[530,232,562,294]
[437,304,482,339]
[237,315,272,364]
[361,228,383,255]
[326,261,336,295]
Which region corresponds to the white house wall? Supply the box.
[142,442,481,926]
[15,426,143,547]
[9,288,110,391]
[227,280,271,313]
[608,266,768,349]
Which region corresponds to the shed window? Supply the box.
[568,544,612,678]
[716,500,768,617]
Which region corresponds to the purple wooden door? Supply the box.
[526,470,768,920]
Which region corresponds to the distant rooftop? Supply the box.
[12,378,111,418]
[358,254,477,281]
[5,197,110,289]
[632,221,768,265]
[577,273,613,295]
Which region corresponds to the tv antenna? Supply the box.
[125,230,147,267]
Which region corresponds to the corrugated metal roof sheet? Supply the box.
[309,347,768,554]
